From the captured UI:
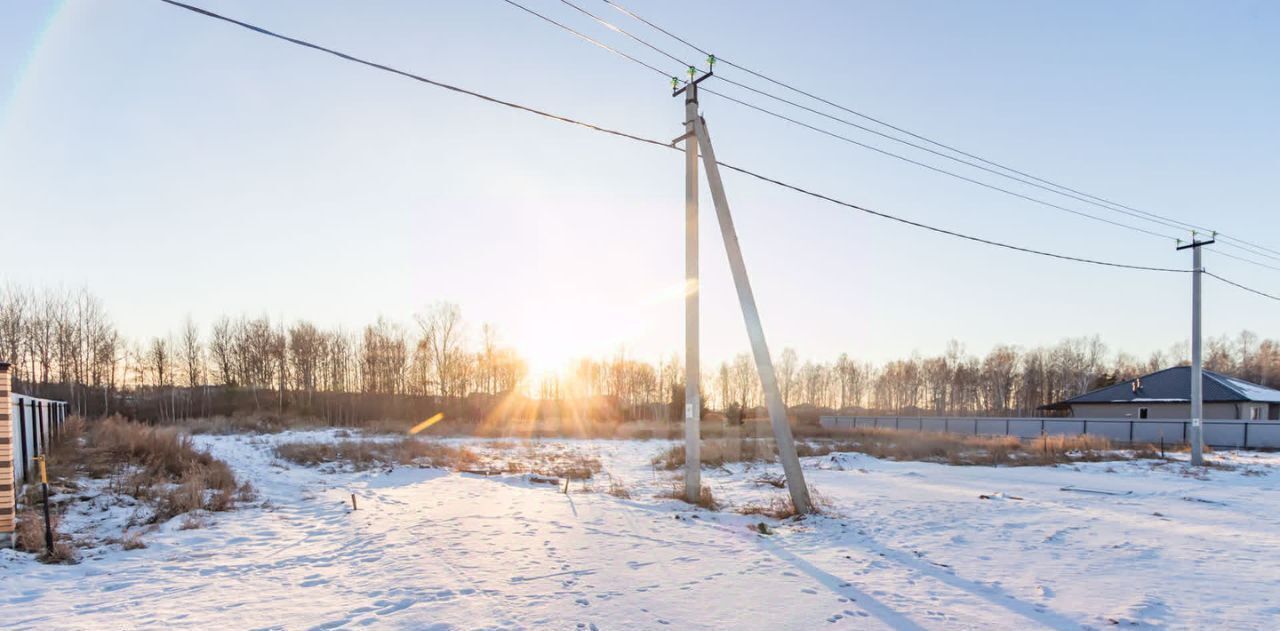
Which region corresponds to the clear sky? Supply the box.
[2,0,1277,374]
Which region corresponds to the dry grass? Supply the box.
[275,437,606,482]
[606,476,632,499]
[359,419,417,435]
[35,415,243,545]
[476,444,603,480]
[14,507,76,564]
[103,531,149,550]
[178,513,209,530]
[651,437,775,470]
[177,414,315,435]
[738,495,798,519]
[737,484,833,520]
[15,507,55,554]
[274,438,480,471]
[526,453,602,481]
[656,477,720,510]
[655,428,1137,470]
[120,529,147,547]
[752,472,787,488]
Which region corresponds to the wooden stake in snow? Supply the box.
[351,493,358,511]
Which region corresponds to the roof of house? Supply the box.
[1056,366,1280,406]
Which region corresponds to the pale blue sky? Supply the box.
[2,1,1277,373]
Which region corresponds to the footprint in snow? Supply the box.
[373,599,415,616]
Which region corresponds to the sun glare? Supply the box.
[513,278,691,379]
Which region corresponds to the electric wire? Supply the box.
[154,0,669,151]
[510,0,1185,243]
[713,160,1188,273]
[523,0,1280,273]
[154,0,1191,275]
[1214,250,1280,273]
[1205,272,1280,302]
[598,0,1280,263]
[557,0,688,70]
[562,0,1205,243]
[699,86,1181,242]
[499,0,670,78]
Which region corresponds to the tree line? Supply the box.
[1,285,1276,423]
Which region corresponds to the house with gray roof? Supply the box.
[1044,366,1280,420]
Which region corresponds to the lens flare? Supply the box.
[408,413,445,435]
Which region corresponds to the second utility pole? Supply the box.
[1178,232,1214,467]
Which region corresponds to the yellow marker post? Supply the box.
[408,413,445,436]
[37,455,52,553]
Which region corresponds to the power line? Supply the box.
[564,0,1198,244]
[699,86,1182,242]
[715,160,1187,273]
[509,0,1186,244]
[598,0,1280,264]
[710,76,1247,239]
[557,0,688,70]
[499,0,671,78]
[1205,272,1280,302]
[565,0,1211,243]
[599,0,708,57]
[1216,250,1280,273]
[154,0,669,151]
[156,0,1191,276]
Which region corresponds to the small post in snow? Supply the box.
[351,493,358,511]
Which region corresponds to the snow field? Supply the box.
[2,429,1278,629]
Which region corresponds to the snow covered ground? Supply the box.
[3,430,1279,630]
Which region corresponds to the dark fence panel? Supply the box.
[820,415,1280,449]
[9,395,68,490]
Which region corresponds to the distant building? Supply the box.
[1042,366,1280,420]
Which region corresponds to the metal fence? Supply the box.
[819,415,1280,450]
[10,394,69,487]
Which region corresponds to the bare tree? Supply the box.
[0,284,31,385]
[776,347,798,407]
[416,302,464,399]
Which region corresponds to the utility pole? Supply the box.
[673,66,811,512]
[1178,232,1214,466]
[681,74,701,503]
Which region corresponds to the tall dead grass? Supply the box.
[274,438,480,471]
[656,476,720,510]
[652,437,776,470]
[14,506,75,563]
[15,415,243,561]
[274,438,607,481]
[177,413,315,435]
[49,416,242,523]
[737,486,834,519]
[655,428,1136,469]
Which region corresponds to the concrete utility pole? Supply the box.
[691,114,812,514]
[1178,232,1214,466]
[682,80,701,503]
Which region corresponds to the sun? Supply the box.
[506,278,692,382]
